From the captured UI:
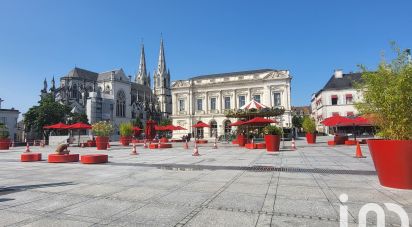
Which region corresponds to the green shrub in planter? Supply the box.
[119,122,133,137]
[302,116,316,134]
[0,124,10,139]
[263,125,282,136]
[92,121,114,137]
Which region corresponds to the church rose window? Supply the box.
[116,90,126,117]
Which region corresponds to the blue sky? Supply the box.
[1,0,411,115]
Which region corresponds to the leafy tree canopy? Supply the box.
[292,115,303,128]
[159,118,172,126]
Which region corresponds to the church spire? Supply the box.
[157,36,167,75]
[51,76,56,90]
[135,43,149,87]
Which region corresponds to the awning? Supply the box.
[331,95,338,99]
[345,94,353,98]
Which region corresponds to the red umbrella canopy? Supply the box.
[338,117,371,126]
[229,120,245,126]
[132,127,142,131]
[43,122,69,129]
[321,115,350,126]
[192,121,210,128]
[155,125,168,131]
[68,122,92,129]
[242,117,277,125]
[175,125,187,130]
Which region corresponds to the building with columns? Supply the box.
[311,70,363,134]
[171,69,292,139]
[38,38,172,139]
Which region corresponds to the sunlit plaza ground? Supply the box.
[0,137,411,227]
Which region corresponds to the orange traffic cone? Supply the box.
[11,140,15,148]
[291,138,296,150]
[354,142,366,158]
[213,138,218,149]
[25,142,31,153]
[158,139,161,149]
[143,140,148,148]
[107,142,111,149]
[184,140,189,149]
[81,143,85,148]
[131,143,138,155]
[192,142,200,156]
[41,140,45,147]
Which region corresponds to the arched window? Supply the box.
[224,120,232,134]
[210,120,217,138]
[116,90,126,117]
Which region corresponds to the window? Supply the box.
[197,99,203,111]
[224,97,231,109]
[116,90,126,117]
[253,95,261,103]
[179,99,185,111]
[71,84,78,99]
[332,112,340,116]
[331,95,338,105]
[210,97,216,110]
[238,95,245,107]
[0,117,6,124]
[346,94,353,104]
[347,112,354,117]
[273,92,281,106]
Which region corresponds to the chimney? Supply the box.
[334,69,343,78]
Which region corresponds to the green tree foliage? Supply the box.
[131,117,143,128]
[263,125,282,135]
[292,115,303,128]
[68,112,89,124]
[159,118,172,126]
[355,44,412,140]
[24,94,71,134]
[119,122,133,137]
[302,116,316,133]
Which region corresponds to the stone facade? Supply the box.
[311,70,363,134]
[171,69,292,139]
[0,99,20,141]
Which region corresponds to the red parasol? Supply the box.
[132,127,142,131]
[321,115,349,126]
[192,121,210,128]
[242,117,277,125]
[43,122,69,129]
[338,116,371,126]
[175,125,187,130]
[229,120,245,127]
[68,122,92,129]
[155,125,168,131]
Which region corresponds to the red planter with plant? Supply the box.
[120,136,132,146]
[305,133,316,144]
[264,135,280,152]
[237,134,246,147]
[367,140,412,189]
[0,138,10,150]
[0,124,10,150]
[355,47,412,189]
[96,136,109,150]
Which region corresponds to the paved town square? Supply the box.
[1,137,411,226]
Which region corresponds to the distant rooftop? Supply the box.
[189,69,278,80]
[323,72,362,90]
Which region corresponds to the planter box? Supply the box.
[344,140,357,145]
[160,137,169,143]
[21,153,42,162]
[368,139,412,189]
[81,154,108,164]
[232,140,238,144]
[149,144,159,149]
[265,135,280,152]
[159,143,172,148]
[48,154,79,163]
[306,133,316,144]
[196,139,208,144]
[96,136,109,150]
[327,141,337,146]
[255,143,266,149]
[120,136,132,146]
[245,143,256,149]
[237,135,246,147]
[0,138,10,150]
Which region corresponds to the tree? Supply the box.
[292,115,303,129]
[302,116,316,134]
[131,117,143,128]
[355,44,412,140]
[68,112,89,124]
[159,118,172,126]
[24,94,71,137]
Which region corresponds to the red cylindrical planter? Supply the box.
[96,136,109,150]
[48,154,79,163]
[367,139,412,189]
[160,137,169,143]
[237,135,247,147]
[21,153,42,162]
[120,136,132,146]
[305,133,316,144]
[0,138,10,150]
[265,135,280,152]
[81,154,108,164]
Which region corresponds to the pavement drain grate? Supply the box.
[108,162,376,175]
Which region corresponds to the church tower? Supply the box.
[153,37,172,117]
[135,43,150,87]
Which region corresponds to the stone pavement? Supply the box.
[0,136,411,227]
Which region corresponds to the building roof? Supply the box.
[0,108,20,113]
[189,69,276,80]
[323,72,362,91]
[66,67,99,80]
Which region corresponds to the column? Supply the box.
[205,92,208,114]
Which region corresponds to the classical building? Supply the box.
[0,98,20,141]
[311,70,362,134]
[40,38,172,139]
[291,106,311,117]
[171,69,292,139]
